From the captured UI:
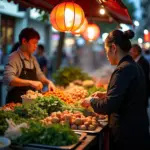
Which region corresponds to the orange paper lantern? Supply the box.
[82,24,100,41]
[50,2,85,32]
[71,18,88,36]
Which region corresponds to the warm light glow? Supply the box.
[144,42,150,49]
[87,27,95,41]
[138,38,143,44]
[71,18,88,35]
[134,20,139,27]
[144,29,149,34]
[65,8,74,28]
[82,24,100,41]
[99,8,105,15]
[50,2,85,32]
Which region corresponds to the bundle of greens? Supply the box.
[52,66,91,87]
[14,96,66,118]
[0,110,27,135]
[14,103,48,119]
[13,122,79,146]
[35,96,66,114]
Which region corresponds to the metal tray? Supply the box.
[73,126,103,134]
[11,132,87,150]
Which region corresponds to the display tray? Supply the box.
[10,132,87,150]
[73,126,103,134]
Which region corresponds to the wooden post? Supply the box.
[56,32,65,70]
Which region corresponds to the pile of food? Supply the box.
[41,110,99,131]
[0,66,109,148]
[43,88,74,104]
[21,90,43,100]
[73,80,95,88]
[52,66,92,87]
[5,119,79,146]
[64,84,88,101]
[1,102,22,111]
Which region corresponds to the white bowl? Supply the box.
[0,137,11,149]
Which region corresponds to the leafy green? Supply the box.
[14,103,48,119]
[35,96,66,114]
[14,96,66,118]
[0,110,27,135]
[13,122,78,146]
[87,86,106,96]
[52,66,91,87]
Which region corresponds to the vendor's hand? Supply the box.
[81,97,92,108]
[91,91,106,99]
[48,81,55,91]
[29,81,43,91]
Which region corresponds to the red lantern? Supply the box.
[50,2,85,32]
[71,18,88,36]
[82,24,100,41]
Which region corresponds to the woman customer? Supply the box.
[82,29,150,150]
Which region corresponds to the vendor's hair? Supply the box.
[132,44,142,54]
[105,29,134,53]
[10,42,20,54]
[19,28,40,44]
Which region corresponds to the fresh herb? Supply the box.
[52,66,91,87]
[35,96,66,114]
[14,104,48,119]
[14,122,79,146]
[0,110,27,135]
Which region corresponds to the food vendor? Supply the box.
[82,30,150,150]
[3,28,55,104]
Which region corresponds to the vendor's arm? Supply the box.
[3,54,43,91]
[34,57,55,91]
[90,64,135,114]
[10,77,43,90]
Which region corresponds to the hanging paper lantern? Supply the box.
[82,24,100,41]
[50,2,85,32]
[71,18,88,36]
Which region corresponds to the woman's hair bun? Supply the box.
[123,30,134,39]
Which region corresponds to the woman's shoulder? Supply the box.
[114,61,138,79]
[118,60,136,71]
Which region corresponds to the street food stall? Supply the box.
[0,0,133,149]
[0,66,109,149]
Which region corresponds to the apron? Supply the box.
[6,54,38,103]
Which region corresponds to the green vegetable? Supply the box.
[52,66,91,87]
[87,86,106,96]
[13,122,79,146]
[0,110,27,135]
[14,96,66,118]
[35,96,66,115]
[14,103,48,119]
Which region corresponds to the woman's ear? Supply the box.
[111,43,117,54]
